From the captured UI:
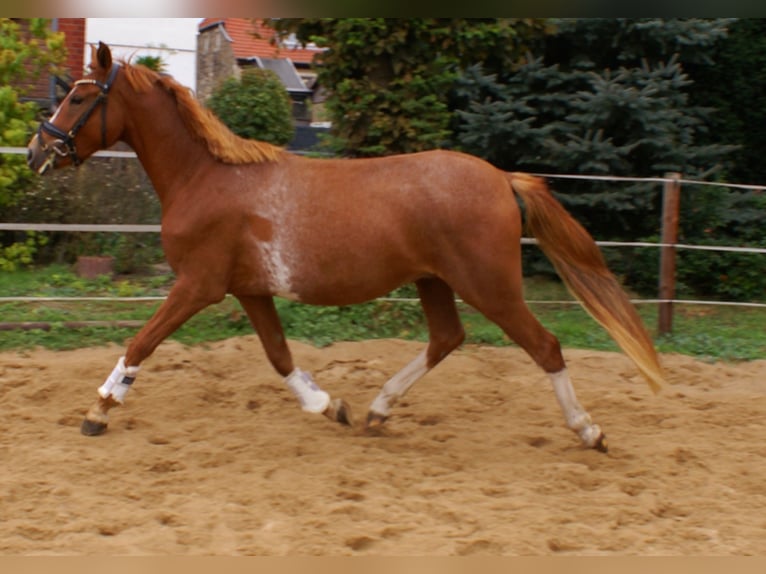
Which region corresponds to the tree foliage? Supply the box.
[206,68,294,146]
[268,18,551,157]
[134,54,167,73]
[455,19,736,240]
[1,18,65,271]
[544,18,731,69]
[687,18,766,185]
[0,18,65,208]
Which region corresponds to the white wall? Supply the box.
[86,18,201,90]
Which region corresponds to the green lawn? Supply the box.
[1,265,764,362]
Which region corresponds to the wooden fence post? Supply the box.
[658,172,681,335]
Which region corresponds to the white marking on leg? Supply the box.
[370,350,430,417]
[285,368,331,413]
[549,368,603,447]
[97,356,140,404]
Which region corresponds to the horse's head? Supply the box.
[27,42,125,175]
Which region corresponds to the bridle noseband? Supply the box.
[38,63,121,167]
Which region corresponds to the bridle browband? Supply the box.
[37,63,121,167]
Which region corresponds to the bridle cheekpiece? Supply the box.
[37,63,121,168]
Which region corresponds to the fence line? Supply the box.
[0,146,136,159]
[3,226,765,255]
[0,223,161,233]
[2,295,765,309]
[534,172,766,192]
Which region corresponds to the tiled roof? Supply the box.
[199,18,322,65]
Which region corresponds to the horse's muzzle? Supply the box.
[26,134,56,175]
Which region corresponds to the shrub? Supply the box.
[206,68,294,146]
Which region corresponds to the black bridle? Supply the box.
[37,63,121,167]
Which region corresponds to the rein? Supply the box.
[38,63,121,167]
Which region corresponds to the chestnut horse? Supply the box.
[27,43,663,451]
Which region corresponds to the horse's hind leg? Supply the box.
[473,297,607,452]
[236,295,351,425]
[366,277,465,427]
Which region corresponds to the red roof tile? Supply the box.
[199,18,321,65]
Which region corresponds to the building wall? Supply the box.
[16,18,85,110]
[196,25,239,102]
[58,18,86,79]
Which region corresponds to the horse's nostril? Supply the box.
[26,148,33,165]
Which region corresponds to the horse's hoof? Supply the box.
[81,419,108,436]
[365,411,388,429]
[335,400,353,426]
[323,398,353,427]
[594,433,608,453]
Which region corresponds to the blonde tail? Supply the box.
[508,172,663,393]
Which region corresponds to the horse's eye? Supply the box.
[71,95,84,105]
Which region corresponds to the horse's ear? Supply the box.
[96,42,112,71]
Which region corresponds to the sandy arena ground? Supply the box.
[1,336,764,555]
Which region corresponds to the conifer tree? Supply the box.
[687,18,766,185]
[455,18,735,240]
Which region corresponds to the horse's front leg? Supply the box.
[81,280,219,436]
[236,295,352,426]
[367,277,465,427]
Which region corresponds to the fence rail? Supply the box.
[2,226,766,255]
[0,146,136,158]
[533,171,766,192]
[0,223,161,233]
[2,148,764,332]
[2,295,766,309]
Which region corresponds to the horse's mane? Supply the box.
[120,61,284,164]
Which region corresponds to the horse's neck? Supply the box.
[121,90,212,205]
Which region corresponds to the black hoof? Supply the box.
[323,398,354,427]
[594,433,608,453]
[81,419,108,436]
[336,401,353,427]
